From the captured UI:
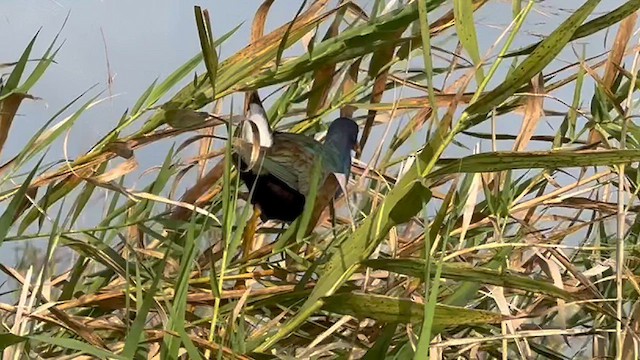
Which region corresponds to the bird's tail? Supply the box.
[241,91,273,148]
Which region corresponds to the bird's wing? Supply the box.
[260,133,322,195]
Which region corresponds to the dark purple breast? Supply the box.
[236,158,306,222]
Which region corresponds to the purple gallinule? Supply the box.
[233,93,358,223]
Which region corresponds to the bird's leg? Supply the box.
[344,191,357,232]
[329,199,338,236]
[304,200,337,260]
[334,173,357,231]
[234,205,262,290]
[243,206,261,259]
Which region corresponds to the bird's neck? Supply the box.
[323,138,352,175]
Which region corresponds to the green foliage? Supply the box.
[0,1,639,359]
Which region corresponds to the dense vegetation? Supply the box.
[1,0,640,358]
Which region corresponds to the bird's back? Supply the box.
[233,131,324,222]
[234,132,323,196]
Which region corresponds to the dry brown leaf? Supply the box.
[170,160,225,221]
[490,286,531,358]
[307,7,343,117]
[583,62,626,147]
[340,58,362,118]
[343,0,369,22]
[359,31,402,155]
[622,301,640,360]
[351,93,475,111]
[603,12,638,89]
[390,107,432,151]
[0,93,30,159]
[90,156,138,184]
[105,141,134,159]
[198,101,223,180]
[513,73,545,151]
[405,0,489,51]
[0,264,108,348]
[233,0,330,71]
[459,172,480,244]
[252,0,275,43]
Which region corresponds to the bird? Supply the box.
[232,92,359,223]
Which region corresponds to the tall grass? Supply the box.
[1,1,640,358]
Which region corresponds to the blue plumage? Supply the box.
[233,94,358,222]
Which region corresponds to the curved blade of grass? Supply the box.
[0,333,26,350]
[0,155,44,246]
[28,334,125,360]
[16,92,108,232]
[463,0,600,118]
[147,51,210,109]
[62,234,136,281]
[117,50,205,138]
[20,26,64,92]
[194,6,218,99]
[275,0,307,72]
[322,293,505,326]
[453,0,485,83]
[0,31,39,97]
[131,78,158,116]
[18,174,82,235]
[163,218,200,358]
[121,216,172,356]
[362,323,397,360]
[0,93,30,158]
[429,149,640,179]
[364,259,585,303]
[69,161,108,227]
[505,0,640,58]
[0,23,66,157]
[10,85,99,174]
[306,8,344,117]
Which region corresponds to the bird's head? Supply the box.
[324,117,359,174]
